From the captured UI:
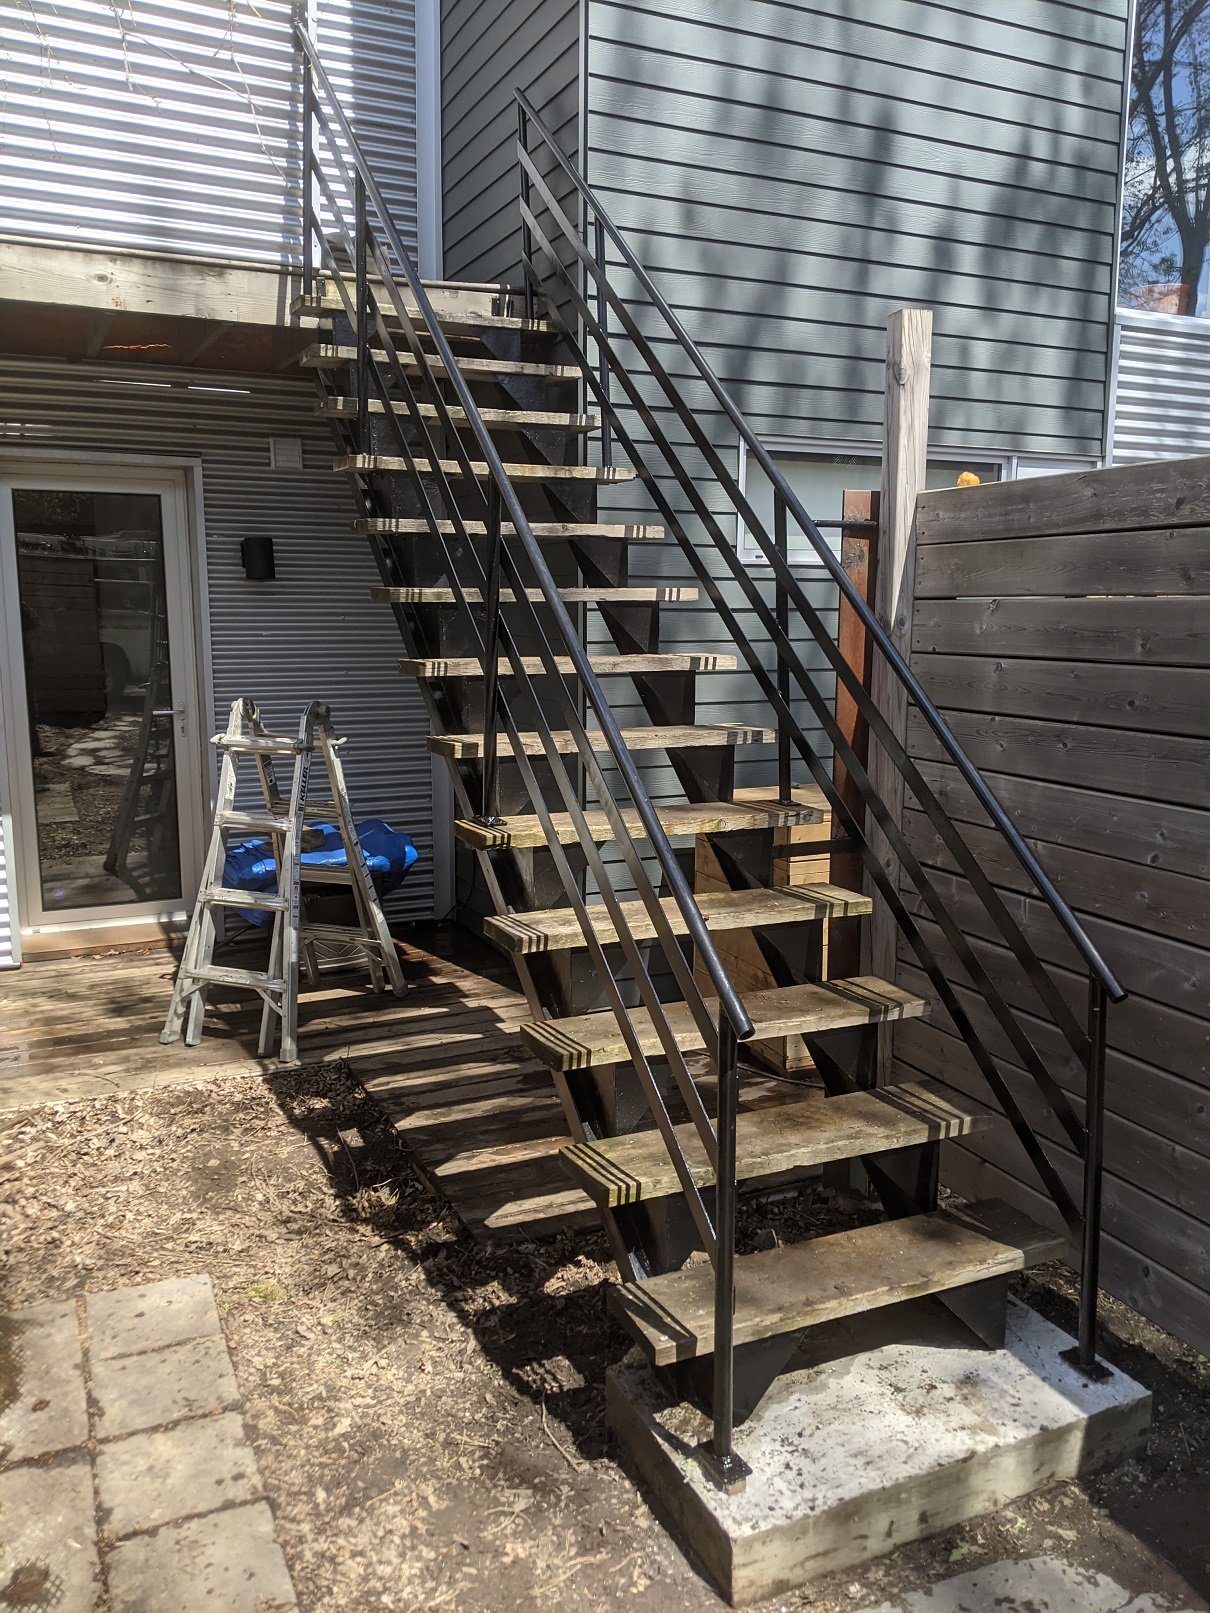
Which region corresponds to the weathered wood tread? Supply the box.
[486,884,870,956]
[319,398,598,431]
[299,343,578,379]
[400,652,737,679]
[428,723,777,761]
[292,289,554,333]
[373,585,697,606]
[356,518,663,541]
[520,975,926,1070]
[336,454,637,483]
[453,795,824,851]
[610,1198,1065,1364]
[562,1079,996,1206]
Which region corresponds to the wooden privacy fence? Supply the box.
[892,456,1210,1353]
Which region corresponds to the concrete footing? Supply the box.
[607,1297,1151,1606]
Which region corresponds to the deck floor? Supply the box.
[0,926,596,1238]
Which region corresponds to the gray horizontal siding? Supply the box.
[1111,313,1210,465]
[0,356,435,923]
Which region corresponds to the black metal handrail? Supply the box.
[514,88,1118,1383]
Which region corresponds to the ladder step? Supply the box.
[485,884,870,956]
[213,734,303,756]
[609,1199,1066,1365]
[337,454,638,484]
[200,886,286,912]
[183,963,287,992]
[453,793,827,851]
[319,398,598,432]
[292,289,555,335]
[299,343,578,380]
[428,723,777,761]
[216,809,291,835]
[401,652,737,679]
[357,519,663,542]
[374,585,697,606]
[562,1080,997,1208]
[520,975,927,1071]
[300,865,355,885]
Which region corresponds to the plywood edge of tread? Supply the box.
[298,343,577,379]
[453,797,825,851]
[428,724,778,761]
[559,1079,997,1207]
[520,975,927,1070]
[373,586,697,607]
[318,399,598,430]
[609,1198,1067,1364]
[356,519,664,541]
[400,652,738,679]
[485,884,871,956]
[335,455,638,483]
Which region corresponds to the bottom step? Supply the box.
[610,1198,1065,1365]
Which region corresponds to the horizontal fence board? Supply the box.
[913,595,1210,666]
[911,653,1210,738]
[916,454,1210,542]
[915,527,1210,598]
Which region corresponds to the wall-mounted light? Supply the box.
[240,534,276,580]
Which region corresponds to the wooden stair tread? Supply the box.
[610,1199,1066,1364]
[520,975,926,1070]
[336,454,637,483]
[400,652,737,679]
[319,398,598,430]
[485,883,870,956]
[299,343,578,379]
[561,1079,995,1207]
[428,723,777,760]
[292,288,554,334]
[453,796,825,851]
[356,518,663,541]
[373,585,697,606]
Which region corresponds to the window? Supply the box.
[738,446,1003,566]
[1120,1,1210,317]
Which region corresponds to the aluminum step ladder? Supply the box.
[161,697,406,1062]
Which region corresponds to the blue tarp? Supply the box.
[223,818,419,927]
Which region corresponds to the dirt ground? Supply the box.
[2,1061,1206,1612]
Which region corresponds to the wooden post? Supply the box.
[864,308,932,1078]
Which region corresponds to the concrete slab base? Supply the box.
[607,1297,1152,1606]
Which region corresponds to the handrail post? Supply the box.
[1063,978,1111,1380]
[302,62,315,297]
[593,217,613,468]
[701,1012,751,1493]
[354,171,370,449]
[775,492,791,802]
[477,479,506,828]
[517,101,535,322]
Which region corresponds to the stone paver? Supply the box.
[86,1275,221,1361]
[96,1410,262,1538]
[0,1458,101,1613]
[107,1501,298,1613]
[858,1555,1208,1613]
[91,1333,240,1439]
[0,1299,88,1461]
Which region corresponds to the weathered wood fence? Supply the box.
[892,456,1210,1352]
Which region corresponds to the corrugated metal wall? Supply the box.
[1111,312,1210,464]
[0,356,436,924]
[0,0,419,267]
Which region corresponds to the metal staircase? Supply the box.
[294,29,1124,1492]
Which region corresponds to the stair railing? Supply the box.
[515,88,1123,1386]
[299,25,764,1485]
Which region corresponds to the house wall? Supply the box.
[1111,311,1210,464]
[0,0,421,267]
[0,356,438,949]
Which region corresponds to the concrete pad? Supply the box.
[0,1458,101,1613]
[607,1299,1152,1605]
[96,1411,261,1537]
[87,1275,221,1361]
[91,1335,240,1439]
[0,1299,89,1461]
[857,1554,1207,1612]
[107,1501,297,1613]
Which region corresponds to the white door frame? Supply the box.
[0,459,208,942]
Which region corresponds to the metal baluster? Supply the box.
[354,172,369,451]
[594,218,614,468]
[1064,977,1111,1379]
[775,493,791,802]
[517,103,535,322]
[704,1013,751,1492]
[477,479,506,828]
[302,66,315,298]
